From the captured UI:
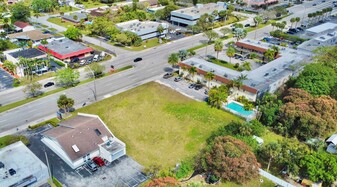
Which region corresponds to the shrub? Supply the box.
[12,78,20,87]
[175,160,193,179]
[28,118,59,130]
[270,30,306,42]
[234,63,239,68]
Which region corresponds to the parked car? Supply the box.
[163,73,173,79]
[288,28,298,33]
[174,77,182,82]
[296,27,304,31]
[286,31,295,35]
[244,23,250,27]
[312,3,317,6]
[194,84,202,90]
[133,57,142,62]
[204,89,209,95]
[86,160,98,172]
[87,59,93,64]
[44,82,54,88]
[80,59,86,65]
[92,157,105,167]
[188,84,196,89]
[71,57,79,63]
[9,168,16,176]
[93,55,99,62]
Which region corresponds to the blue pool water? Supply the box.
[226,102,254,116]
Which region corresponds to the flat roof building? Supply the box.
[42,113,126,169]
[170,2,227,26]
[243,0,278,7]
[62,12,88,24]
[116,19,168,40]
[8,30,53,43]
[298,27,337,52]
[0,141,49,187]
[306,22,337,35]
[38,37,93,61]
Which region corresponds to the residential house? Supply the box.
[116,20,169,40]
[41,113,126,169]
[38,37,93,62]
[62,12,88,24]
[0,141,49,187]
[13,21,35,32]
[3,48,47,77]
[326,134,337,154]
[170,2,227,26]
[8,30,53,44]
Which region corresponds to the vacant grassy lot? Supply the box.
[48,17,75,28]
[78,82,241,168]
[82,0,106,8]
[0,135,29,148]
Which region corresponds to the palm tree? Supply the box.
[226,46,235,63]
[208,88,228,109]
[168,53,179,67]
[214,40,223,59]
[157,24,164,38]
[205,72,215,88]
[188,66,197,81]
[264,49,275,62]
[253,16,263,39]
[271,22,276,31]
[295,17,300,28]
[235,74,248,89]
[271,45,279,58]
[233,28,247,42]
[307,13,313,25]
[290,17,296,28]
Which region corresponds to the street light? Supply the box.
[86,66,97,101]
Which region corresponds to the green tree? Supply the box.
[11,2,31,22]
[220,27,231,37]
[55,68,80,87]
[233,28,247,41]
[264,49,275,62]
[214,40,223,59]
[178,50,188,61]
[57,94,75,113]
[156,24,164,37]
[205,72,215,88]
[0,40,9,51]
[115,33,129,45]
[294,63,337,96]
[258,93,282,126]
[168,53,179,67]
[295,17,300,28]
[64,26,82,41]
[300,152,337,185]
[203,30,219,44]
[208,87,228,108]
[253,16,263,39]
[31,0,54,13]
[188,66,197,80]
[132,0,139,11]
[23,81,43,98]
[290,17,296,28]
[85,62,106,78]
[259,142,281,172]
[226,46,235,63]
[192,0,198,5]
[200,136,260,183]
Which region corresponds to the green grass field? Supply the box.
[77,82,241,168]
[82,1,106,8]
[47,17,75,28]
[117,38,162,51]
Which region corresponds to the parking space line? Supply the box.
[83,166,92,175]
[75,167,84,178]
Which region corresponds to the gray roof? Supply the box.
[9,48,46,59]
[171,2,227,17]
[62,12,87,23]
[116,20,168,33]
[44,38,90,56]
[326,134,337,145]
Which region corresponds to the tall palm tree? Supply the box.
[290,18,295,28]
[168,53,179,67]
[295,17,300,28]
[188,66,197,81]
[214,40,223,59]
[226,46,235,63]
[205,72,215,88]
[235,74,248,89]
[271,45,279,58]
[254,16,263,39]
[208,88,228,109]
[233,28,247,42]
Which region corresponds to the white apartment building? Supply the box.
[170,2,227,26]
[116,20,169,40]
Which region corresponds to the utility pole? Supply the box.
[86,66,97,101]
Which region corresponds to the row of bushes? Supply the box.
[270,30,306,42]
[28,118,59,130]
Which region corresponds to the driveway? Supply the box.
[27,127,147,187]
[0,68,13,92]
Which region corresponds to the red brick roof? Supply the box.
[235,41,267,53]
[178,62,258,94]
[13,21,31,28]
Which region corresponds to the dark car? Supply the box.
[188,84,196,89]
[194,84,202,90]
[286,31,295,35]
[312,3,317,6]
[163,73,173,79]
[296,27,304,31]
[92,157,105,167]
[174,77,182,82]
[43,30,51,34]
[288,28,298,33]
[9,168,16,176]
[71,57,79,63]
[133,57,142,62]
[322,0,326,2]
[204,89,209,95]
[244,23,250,27]
[86,160,98,172]
[44,82,54,88]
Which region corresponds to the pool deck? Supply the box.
[223,100,257,121]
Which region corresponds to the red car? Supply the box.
[92,157,105,167]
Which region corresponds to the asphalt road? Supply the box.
[0,0,335,135]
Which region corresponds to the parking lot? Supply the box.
[157,76,208,102]
[0,68,13,92]
[27,127,147,187]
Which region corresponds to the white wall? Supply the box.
[22,26,35,32]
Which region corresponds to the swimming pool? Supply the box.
[225,102,254,117]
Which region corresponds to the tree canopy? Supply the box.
[11,2,31,22]
[31,0,55,13]
[57,95,74,113]
[55,68,80,87]
[64,27,82,41]
[200,136,260,183]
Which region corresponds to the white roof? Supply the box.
[326,134,337,145]
[253,135,264,145]
[0,141,48,187]
[306,22,337,34]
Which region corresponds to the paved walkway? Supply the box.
[259,169,296,187]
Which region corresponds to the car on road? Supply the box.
[92,157,105,167]
[163,73,173,79]
[44,82,54,88]
[322,0,326,2]
[134,57,143,62]
[244,24,250,27]
[174,77,182,82]
[195,84,202,90]
[312,3,317,6]
[288,28,298,33]
[296,27,304,31]
[188,84,196,89]
[86,160,98,172]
